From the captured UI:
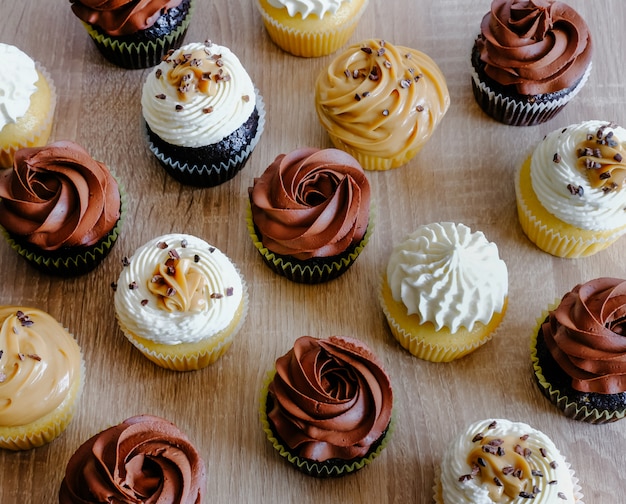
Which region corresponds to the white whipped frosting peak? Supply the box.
[0,43,38,130]
[386,222,507,333]
[440,419,577,504]
[141,41,255,147]
[114,234,244,345]
[266,0,350,19]
[530,119,626,231]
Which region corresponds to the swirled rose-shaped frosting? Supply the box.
[542,277,626,394]
[58,415,206,504]
[249,147,370,260]
[315,39,449,164]
[0,140,121,251]
[267,335,393,462]
[70,0,183,37]
[476,0,592,95]
[0,306,82,427]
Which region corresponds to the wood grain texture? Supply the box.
[0,0,623,502]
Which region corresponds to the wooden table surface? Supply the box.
[1,0,624,502]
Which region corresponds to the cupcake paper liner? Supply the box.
[246,203,374,284]
[531,305,626,424]
[259,370,394,478]
[146,90,265,187]
[0,63,56,168]
[471,63,591,127]
[81,0,195,69]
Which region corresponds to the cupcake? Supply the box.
[248,147,372,283]
[114,233,248,371]
[59,414,206,503]
[256,0,369,57]
[532,278,626,424]
[315,38,449,171]
[515,120,626,258]
[0,43,56,168]
[69,0,195,69]
[0,141,123,276]
[434,418,583,503]
[0,306,83,450]
[260,335,394,477]
[380,222,508,362]
[471,0,592,126]
[141,40,265,186]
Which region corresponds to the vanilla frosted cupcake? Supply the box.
[380,222,508,362]
[315,39,449,171]
[114,234,248,371]
[257,0,369,57]
[515,120,626,258]
[434,419,583,503]
[142,40,265,186]
[0,43,56,168]
[0,307,83,450]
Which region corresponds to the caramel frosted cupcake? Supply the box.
[0,307,83,450]
[0,141,123,275]
[59,415,206,503]
[471,0,592,126]
[256,0,369,57]
[114,233,248,371]
[380,222,508,362]
[248,147,372,283]
[70,0,195,69]
[532,278,626,424]
[515,120,626,258]
[0,43,56,168]
[434,418,583,503]
[142,40,265,186]
[315,39,449,171]
[260,335,394,477]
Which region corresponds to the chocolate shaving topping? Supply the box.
[152,274,164,284]
[169,249,180,260]
[122,256,130,267]
[209,247,215,253]
[472,433,484,442]
[226,287,234,296]
[502,466,514,475]
[157,241,168,249]
[355,93,361,101]
[155,94,166,100]
[166,287,176,297]
[0,350,3,360]
[416,105,424,112]
[540,447,547,457]
[567,183,584,196]
[360,46,373,54]
[493,477,503,487]
[550,461,558,469]
[531,469,544,477]
[194,254,200,263]
[181,239,188,248]
[384,60,392,69]
[553,153,561,163]
[211,293,224,299]
[488,421,497,429]
[27,354,41,361]
[558,492,567,500]
[175,104,184,111]
[129,281,138,290]
[141,299,149,306]
[458,474,473,482]
[519,491,534,499]
[18,353,24,360]
[548,480,558,485]
[203,106,214,114]
[111,282,117,291]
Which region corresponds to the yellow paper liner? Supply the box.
[531,303,626,424]
[258,370,394,477]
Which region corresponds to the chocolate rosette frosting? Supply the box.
[266,336,393,468]
[59,415,206,504]
[476,0,592,95]
[249,147,370,260]
[0,140,120,252]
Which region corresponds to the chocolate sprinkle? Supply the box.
[156,93,166,100]
[157,241,168,249]
[129,281,138,290]
[141,299,149,306]
[122,256,130,267]
[211,293,224,299]
[553,153,561,163]
[194,254,200,263]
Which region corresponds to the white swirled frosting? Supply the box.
[530,120,626,231]
[141,41,256,147]
[114,234,244,345]
[440,419,577,504]
[386,222,507,333]
[266,0,350,19]
[0,43,38,130]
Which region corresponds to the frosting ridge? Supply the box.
[266,0,349,19]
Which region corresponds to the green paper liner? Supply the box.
[81,0,195,69]
[531,303,626,424]
[0,175,125,276]
[259,370,394,478]
[246,203,374,284]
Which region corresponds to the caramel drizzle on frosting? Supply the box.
[576,123,626,192]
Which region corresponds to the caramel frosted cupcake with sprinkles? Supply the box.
[113,233,248,371]
[315,38,449,171]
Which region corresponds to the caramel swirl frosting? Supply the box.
[249,147,370,260]
[58,415,206,504]
[315,39,449,164]
[542,277,626,394]
[575,124,626,192]
[268,336,393,462]
[0,306,81,427]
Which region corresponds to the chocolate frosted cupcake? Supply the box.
[260,336,394,477]
[59,415,206,503]
[248,147,372,283]
[70,0,195,69]
[0,141,123,275]
[471,0,592,126]
[532,278,626,424]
